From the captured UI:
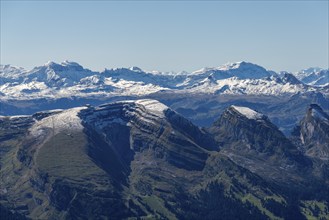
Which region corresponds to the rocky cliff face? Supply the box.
[80,99,213,171]
[292,104,329,159]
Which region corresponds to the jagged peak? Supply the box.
[230,105,264,120]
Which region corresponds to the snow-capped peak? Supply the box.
[221,61,271,79]
[216,61,261,71]
[22,60,94,88]
[43,60,83,69]
[191,61,272,79]
[231,105,264,120]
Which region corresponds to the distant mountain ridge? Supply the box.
[295,67,329,86]
[1,61,328,100]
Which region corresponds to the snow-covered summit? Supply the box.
[231,105,264,120]
[24,60,95,87]
[219,61,272,79]
[42,60,85,71]
[192,61,272,79]
[218,61,259,70]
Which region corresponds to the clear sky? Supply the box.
[1,0,328,73]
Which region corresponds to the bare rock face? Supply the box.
[80,99,212,171]
[292,104,329,159]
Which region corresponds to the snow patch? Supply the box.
[9,115,30,119]
[135,99,169,118]
[30,107,86,137]
[231,105,263,120]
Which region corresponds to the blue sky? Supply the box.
[1,1,328,72]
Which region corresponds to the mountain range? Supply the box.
[1,61,329,219]
[1,99,329,219]
[1,61,328,101]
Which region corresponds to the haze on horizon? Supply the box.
[1,1,328,73]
